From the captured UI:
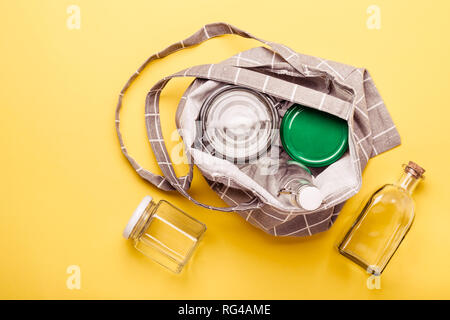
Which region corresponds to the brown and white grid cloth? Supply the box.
[115,22,401,237]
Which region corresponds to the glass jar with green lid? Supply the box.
[280,104,349,167]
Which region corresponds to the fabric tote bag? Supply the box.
[115,23,401,237]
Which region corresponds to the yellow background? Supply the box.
[1,0,450,299]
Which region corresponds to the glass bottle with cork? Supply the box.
[338,161,425,275]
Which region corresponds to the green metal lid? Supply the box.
[280,104,349,167]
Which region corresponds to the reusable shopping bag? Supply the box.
[115,23,401,237]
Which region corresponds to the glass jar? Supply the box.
[198,85,279,163]
[277,161,323,210]
[123,196,206,273]
[247,157,323,210]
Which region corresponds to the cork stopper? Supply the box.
[404,161,425,179]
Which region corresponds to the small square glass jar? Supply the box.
[123,196,206,273]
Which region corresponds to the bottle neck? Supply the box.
[395,171,421,195]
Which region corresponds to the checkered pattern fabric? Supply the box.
[115,23,400,236]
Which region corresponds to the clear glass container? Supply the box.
[277,160,323,210]
[199,85,279,163]
[123,196,206,273]
[338,161,425,275]
[244,157,323,210]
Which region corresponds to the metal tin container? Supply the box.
[198,85,279,164]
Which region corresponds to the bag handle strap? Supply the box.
[116,22,315,211]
